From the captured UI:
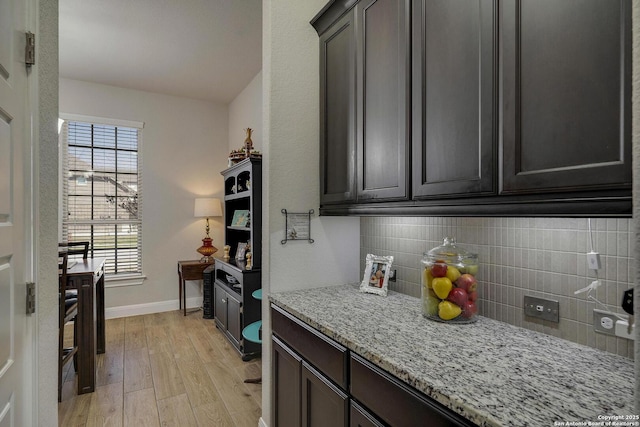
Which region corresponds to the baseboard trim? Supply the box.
[105,297,203,319]
[258,417,268,427]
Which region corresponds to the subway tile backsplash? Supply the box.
[360,217,634,358]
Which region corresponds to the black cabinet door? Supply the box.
[501,0,632,194]
[226,291,241,347]
[356,0,410,202]
[412,0,496,198]
[320,10,357,205]
[272,336,302,427]
[301,361,349,427]
[214,283,227,330]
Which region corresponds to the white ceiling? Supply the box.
[59,0,263,104]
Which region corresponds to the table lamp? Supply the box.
[194,198,222,262]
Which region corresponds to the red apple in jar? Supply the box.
[430,261,448,278]
[447,288,468,308]
[468,290,478,302]
[455,273,477,293]
[462,301,477,318]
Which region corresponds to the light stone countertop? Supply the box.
[269,284,636,427]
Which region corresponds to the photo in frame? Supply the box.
[235,242,247,260]
[231,210,250,227]
[360,254,394,296]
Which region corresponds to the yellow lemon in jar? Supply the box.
[438,300,462,320]
[445,266,461,283]
[422,268,434,289]
[431,277,453,299]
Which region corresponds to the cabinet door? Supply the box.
[319,10,357,205]
[226,291,242,347]
[412,0,496,198]
[501,0,632,193]
[301,361,349,427]
[214,283,227,330]
[272,336,302,427]
[356,0,410,202]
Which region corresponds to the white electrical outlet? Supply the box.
[587,251,601,270]
[600,316,614,329]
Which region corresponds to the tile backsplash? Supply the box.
[360,217,634,358]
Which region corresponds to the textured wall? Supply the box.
[361,217,634,359]
[38,0,61,423]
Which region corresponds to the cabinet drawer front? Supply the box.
[271,305,348,389]
[350,353,476,427]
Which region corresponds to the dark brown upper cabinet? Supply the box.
[412,0,496,199]
[312,0,632,217]
[318,10,357,205]
[355,0,411,202]
[501,0,632,195]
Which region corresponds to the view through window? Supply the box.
[60,120,142,276]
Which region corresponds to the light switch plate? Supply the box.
[524,296,559,323]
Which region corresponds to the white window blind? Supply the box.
[60,119,143,276]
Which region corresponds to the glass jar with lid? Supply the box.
[421,237,479,323]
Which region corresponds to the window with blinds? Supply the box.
[60,120,143,276]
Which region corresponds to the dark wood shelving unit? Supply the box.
[214,158,262,360]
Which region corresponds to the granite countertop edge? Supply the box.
[268,284,635,427]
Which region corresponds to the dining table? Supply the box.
[64,257,106,395]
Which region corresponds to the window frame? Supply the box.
[59,113,146,287]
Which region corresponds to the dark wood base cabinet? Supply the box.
[213,260,261,361]
[271,305,478,427]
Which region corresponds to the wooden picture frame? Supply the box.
[360,254,394,296]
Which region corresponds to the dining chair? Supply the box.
[58,251,79,402]
[58,241,89,301]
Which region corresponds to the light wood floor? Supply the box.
[58,310,262,427]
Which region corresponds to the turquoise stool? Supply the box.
[242,289,262,384]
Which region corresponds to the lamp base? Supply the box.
[197,237,218,263]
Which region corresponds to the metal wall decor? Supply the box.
[281,209,314,244]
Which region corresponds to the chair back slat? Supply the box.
[58,241,89,259]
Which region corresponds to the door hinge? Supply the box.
[25,32,35,67]
[26,282,35,315]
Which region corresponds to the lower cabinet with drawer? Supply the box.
[271,304,478,427]
[271,304,349,427]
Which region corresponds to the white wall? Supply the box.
[228,71,263,153]
[59,78,229,311]
[38,0,61,423]
[262,1,361,425]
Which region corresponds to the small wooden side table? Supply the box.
[178,259,214,316]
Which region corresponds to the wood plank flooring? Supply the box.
[58,310,262,427]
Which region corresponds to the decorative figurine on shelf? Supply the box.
[244,128,254,157]
[228,128,263,165]
[223,245,230,262]
[245,252,252,270]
